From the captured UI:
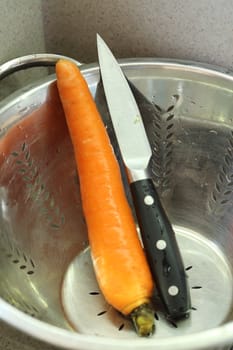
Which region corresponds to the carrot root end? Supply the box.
[130,303,155,337]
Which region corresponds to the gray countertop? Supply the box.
[0,321,58,350]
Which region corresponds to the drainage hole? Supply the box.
[30,259,35,268]
[169,320,178,328]
[97,310,107,316]
[166,114,175,121]
[12,259,19,264]
[20,265,27,269]
[166,105,174,112]
[118,323,125,331]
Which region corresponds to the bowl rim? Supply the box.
[1,298,233,350]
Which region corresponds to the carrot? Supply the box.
[56,60,155,336]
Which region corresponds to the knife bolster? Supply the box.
[127,167,150,183]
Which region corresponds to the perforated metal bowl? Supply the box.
[0,55,233,350]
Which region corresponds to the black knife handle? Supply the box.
[130,178,191,319]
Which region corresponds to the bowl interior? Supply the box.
[0,60,233,342]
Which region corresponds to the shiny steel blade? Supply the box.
[97,34,152,172]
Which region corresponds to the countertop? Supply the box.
[0,321,58,350]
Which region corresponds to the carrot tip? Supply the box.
[130,303,155,337]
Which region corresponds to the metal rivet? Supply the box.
[156,239,167,250]
[144,195,154,205]
[168,285,179,296]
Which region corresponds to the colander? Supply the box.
[0,54,233,350]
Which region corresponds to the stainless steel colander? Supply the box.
[0,54,233,350]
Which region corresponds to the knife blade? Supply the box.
[97,34,191,319]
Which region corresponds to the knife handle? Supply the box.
[130,178,191,319]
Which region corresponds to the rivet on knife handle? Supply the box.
[130,177,191,319]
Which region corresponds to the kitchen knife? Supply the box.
[97,34,191,319]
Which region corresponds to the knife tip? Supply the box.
[96,34,108,59]
[96,33,103,44]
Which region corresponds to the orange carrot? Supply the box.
[56,60,154,336]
